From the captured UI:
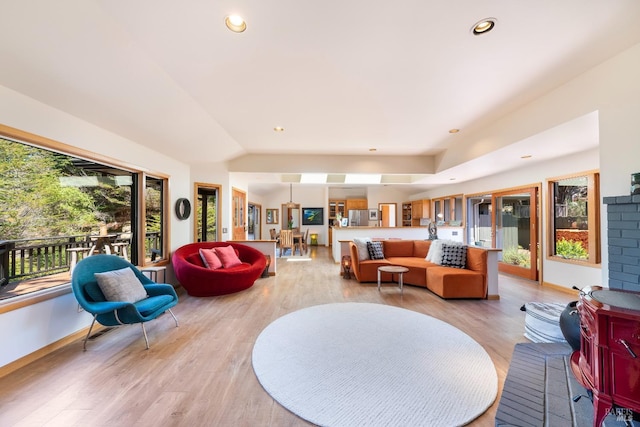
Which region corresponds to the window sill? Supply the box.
[546,255,601,268]
[0,284,72,315]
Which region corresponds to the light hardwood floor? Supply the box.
[0,246,578,426]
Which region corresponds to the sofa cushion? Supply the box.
[384,257,431,287]
[215,245,243,268]
[427,267,485,299]
[367,241,385,260]
[353,237,371,261]
[199,248,222,269]
[466,247,488,273]
[382,240,415,257]
[186,253,205,268]
[441,244,467,268]
[413,240,431,258]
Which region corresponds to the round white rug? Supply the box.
[252,302,498,427]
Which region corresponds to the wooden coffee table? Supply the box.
[377,265,409,294]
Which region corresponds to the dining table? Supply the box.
[276,231,303,255]
[89,234,118,255]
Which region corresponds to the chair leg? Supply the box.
[168,309,179,327]
[141,323,150,350]
[83,316,98,351]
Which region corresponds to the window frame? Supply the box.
[194,182,222,243]
[546,170,600,265]
[0,123,170,308]
[431,194,464,225]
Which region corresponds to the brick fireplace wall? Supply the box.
[603,194,640,291]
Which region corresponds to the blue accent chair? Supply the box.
[71,254,179,350]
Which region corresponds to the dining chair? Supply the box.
[301,228,310,254]
[279,229,294,257]
[269,228,280,253]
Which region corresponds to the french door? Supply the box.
[467,186,539,281]
[195,183,220,242]
[232,187,247,240]
[493,187,539,280]
[248,202,261,240]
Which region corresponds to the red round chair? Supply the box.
[172,242,267,297]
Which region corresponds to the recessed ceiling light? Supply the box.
[471,18,496,35]
[225,15,247,33]
[449,129,460,134]
[273,126,285,132]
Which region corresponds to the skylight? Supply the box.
[299,173,328,184]
[344,174,381,184]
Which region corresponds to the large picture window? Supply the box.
[0,126,169,302]
[547,171,600,265]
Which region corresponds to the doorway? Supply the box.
[232,187,247,240]
[248,202,262,240]
[195,183,221,242]
[378,203,397,227]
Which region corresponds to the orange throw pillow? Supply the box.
[215,245,243,268]
[199,248,222,270]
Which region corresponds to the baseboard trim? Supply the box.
[541,281,580,296]
[487,294,500,300]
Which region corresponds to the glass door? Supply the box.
[232,187,246,240]
[493,187,539,280]
[196,185,219,242]
[247,202,261,240]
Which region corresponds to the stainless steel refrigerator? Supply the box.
[348,210,369,226]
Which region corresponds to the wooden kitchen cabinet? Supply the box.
[410,199,431,226]
[346,199,368,211]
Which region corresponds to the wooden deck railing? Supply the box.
[1,235,91,285]
[0,233,161,288]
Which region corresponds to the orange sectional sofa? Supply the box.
[349,239,488,299]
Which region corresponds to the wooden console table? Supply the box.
[570,286,640,427]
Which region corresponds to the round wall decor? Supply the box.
[175,198,191,220]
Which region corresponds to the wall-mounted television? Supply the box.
[302,207,324,225]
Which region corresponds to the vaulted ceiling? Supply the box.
[2,1,640,194]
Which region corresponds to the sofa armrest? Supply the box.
[349,242,362,281]
[466,247,488,275]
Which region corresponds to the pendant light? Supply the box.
[285,183,297,208]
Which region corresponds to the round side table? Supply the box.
[377,265,409,294]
